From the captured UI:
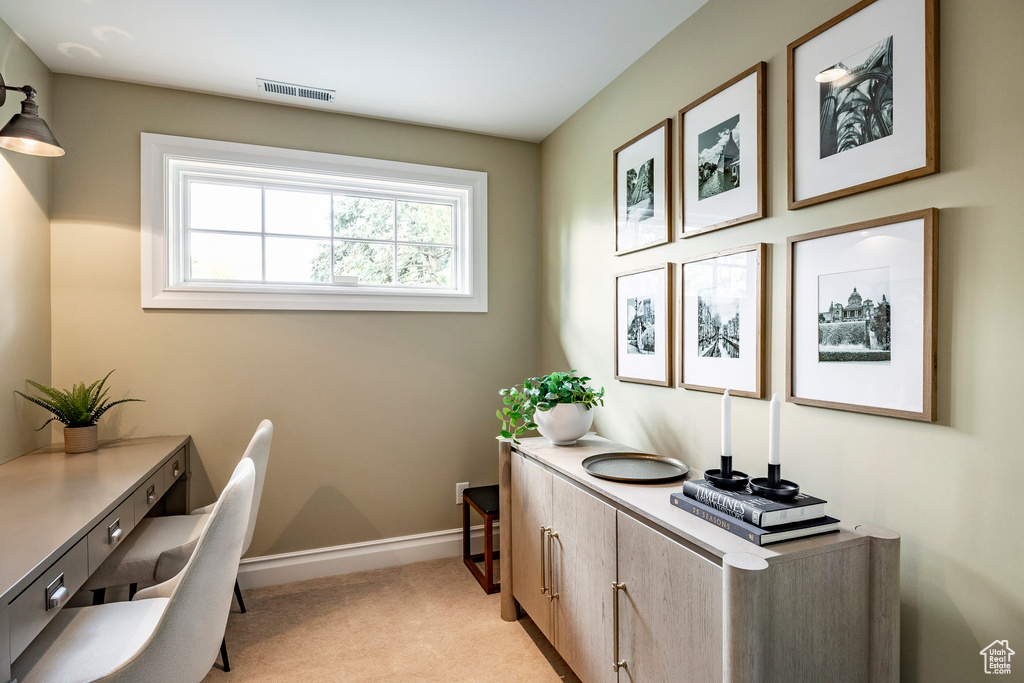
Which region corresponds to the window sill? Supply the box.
[143,284,486,312]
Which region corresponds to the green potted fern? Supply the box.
[16,370,144,453]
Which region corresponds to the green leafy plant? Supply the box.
[497,370,604,443]
[15,370,144,430]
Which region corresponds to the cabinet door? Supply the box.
[551,475,618,683]
[0,605,10,683]
[616,512,723,683]
[510,450,554,641]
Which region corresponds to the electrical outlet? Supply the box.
[456,481,470,505]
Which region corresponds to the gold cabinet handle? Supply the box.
[612,582,627,672]
[547,530,559,601]
[540,528,548,593]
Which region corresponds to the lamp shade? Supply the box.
[0,96,64,157]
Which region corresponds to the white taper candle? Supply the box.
[768,392,781,465]
[721,389,732,456]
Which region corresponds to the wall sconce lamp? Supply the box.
[0,71,64,157]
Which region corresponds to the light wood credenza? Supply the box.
[0,436,190,682]
[498,435,899,683]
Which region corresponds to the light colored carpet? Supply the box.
[202,557,580,682]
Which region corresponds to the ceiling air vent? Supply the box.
[257,79,335,103]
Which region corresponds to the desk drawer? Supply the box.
[9,539,88,661]
[163,447,186,490]
[87,496,135,575]
[133,469,166,521]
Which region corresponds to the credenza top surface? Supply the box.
[512,434,871,563]
[0,435,189,604]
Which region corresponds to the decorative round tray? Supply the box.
[581,453,689,484]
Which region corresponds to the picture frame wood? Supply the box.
[679,63,767,238]
[786,208,938,421]
[613,119,672,255]
[678,243,768,398]
[787,0,939,210]
[615,263,673,386]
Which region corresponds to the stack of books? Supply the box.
[670,479,839,546]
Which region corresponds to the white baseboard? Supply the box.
[238,525,499,589]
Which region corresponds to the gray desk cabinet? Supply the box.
[0,436,191,681]
[0,606,8,683]
[499,436,900,683]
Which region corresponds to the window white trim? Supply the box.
[141,133,487,312]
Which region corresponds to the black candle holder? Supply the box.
[704,455,750,491]
[749,463,800,500]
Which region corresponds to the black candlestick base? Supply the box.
[704,467,750,491]
[749,464,800,499]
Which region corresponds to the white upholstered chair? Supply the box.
[191,418,273,612]
[12,458,255,683]
[85,420,273,613]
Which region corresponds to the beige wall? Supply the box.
[539,0,1023,680]
[49,75,540,557]
[0,19,51,464]
[20,0,1022,674]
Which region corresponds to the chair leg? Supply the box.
[128,583,138,600]
[484,512,495,594]
[91,588,106,605]
[462,497,471,563]
[220,637,231,672]
[233,580,247,614]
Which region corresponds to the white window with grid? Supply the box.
[141,133,487,311]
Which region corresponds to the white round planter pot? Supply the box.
[533,403,594,446]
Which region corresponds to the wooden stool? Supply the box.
[462,485,500,594]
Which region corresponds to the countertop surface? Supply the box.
[512,434,871,564]
[0,435,189,604]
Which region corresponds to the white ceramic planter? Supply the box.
[533,403,594,446]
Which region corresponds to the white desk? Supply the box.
[0,436,190,682]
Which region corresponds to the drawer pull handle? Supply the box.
[546,529,559,601]
[146,484,156,505]
[539,526,550,595]
[172,461,181,478]
[46,574,69,611]
[108,519,123,545]
[612,581,626,672]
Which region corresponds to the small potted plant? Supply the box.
[16,370,144,453]
[497,370,604,445]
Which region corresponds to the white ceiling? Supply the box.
[0,0,708,142]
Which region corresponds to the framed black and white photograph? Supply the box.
[614,119,671,255]
[615,263,672,386]
[817,267,891,362]
[787,0,938,209]
[787,209,937,421]
[679,244,767,397]
[680,63,767,238]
